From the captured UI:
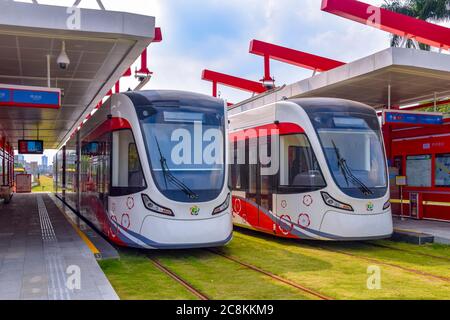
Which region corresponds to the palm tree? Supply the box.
[382,0,450,51]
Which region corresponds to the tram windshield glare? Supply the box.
[310,111,388,199]
[136,103,226,203]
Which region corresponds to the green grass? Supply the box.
[316,240,450,279]
[372,239,450,260]
[98,251,197,300]
[153,250,314,300]
[99,230,450,300]
[32,175,54,193]
[228,230,450,300]
[100,249,313,300]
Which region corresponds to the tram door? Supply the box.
[245,138,260,227]
[245,136,274,230]
[259,136,274,215]
[259,135,276,233]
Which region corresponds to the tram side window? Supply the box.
[248,138,258,194]
[128,143,145,187]
[406,155,431,187]
[229,139,249,191]
[112,130,146,195]
[279,134,325,189]
[435,154,450,187]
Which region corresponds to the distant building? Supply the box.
[30,161,38,175]
[42,155,48,168]
[15,154,25,165]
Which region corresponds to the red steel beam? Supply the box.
[321,0,450,50]
[249,39,345,73]
[202,69,267,96]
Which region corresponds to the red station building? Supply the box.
[384,113,450,221]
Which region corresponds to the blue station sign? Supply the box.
[384,110,443,126]
[0,85,60,109]
[0,88,11,102]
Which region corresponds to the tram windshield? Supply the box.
[136,102,226,202]
[310,111,388,199]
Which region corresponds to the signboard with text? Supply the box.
[18,140,44,155]
[384,110,443,126]
[0,85,60,109]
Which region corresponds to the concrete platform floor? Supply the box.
[393,216,450,245]
[0,193,119,300]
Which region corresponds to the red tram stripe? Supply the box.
[230,122,304,141]
[83,117,131,142]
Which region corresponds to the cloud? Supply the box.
[138,0,396,102]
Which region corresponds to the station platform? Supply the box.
[0,193,119,300]
[393,216,450,245]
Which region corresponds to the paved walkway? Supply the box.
[0,193,119,300]
[393,216,450,245]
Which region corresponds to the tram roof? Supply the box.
[0,1,156,149]
[230,47,450,115]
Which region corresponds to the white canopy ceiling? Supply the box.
[0,1,156,149]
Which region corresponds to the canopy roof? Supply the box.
[0,1,156,149]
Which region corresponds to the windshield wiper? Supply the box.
[155,137,199,199]
[331,140,373,196]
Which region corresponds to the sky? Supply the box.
[13,0,441,164]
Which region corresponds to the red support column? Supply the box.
[9,152,12,187]
[136,48,151,75]
[382,122,392,164]
[2,139,5,186]
[136,27,163,77]
[263,54,273,82]
[212,81,218,97]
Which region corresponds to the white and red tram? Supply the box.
[228,98,393,240]
[54,90,232,249]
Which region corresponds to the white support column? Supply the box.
[434,92,437,112]
[388,84,391,109]
[46,54,51,88]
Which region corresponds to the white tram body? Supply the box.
[55,90,232,249]
[228,98,393,240]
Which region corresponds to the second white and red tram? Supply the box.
[54,90,232,249]
[228,98,393,240]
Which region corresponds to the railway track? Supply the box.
[365,241,450,263]
[148,255,210,300]
[206,249,333,300]
[235,232,450,285]
[315,245,450,283]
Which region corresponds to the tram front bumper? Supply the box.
[139,211,233,249]
[319,209,393,240]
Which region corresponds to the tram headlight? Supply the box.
[212,193,230,215]
[141,194,174,216]
[321,192,354,212]
[383,200,391,210]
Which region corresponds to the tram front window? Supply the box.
[311,112,388,198]
[136,103,226,202]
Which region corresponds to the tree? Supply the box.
[382,0,450,50]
